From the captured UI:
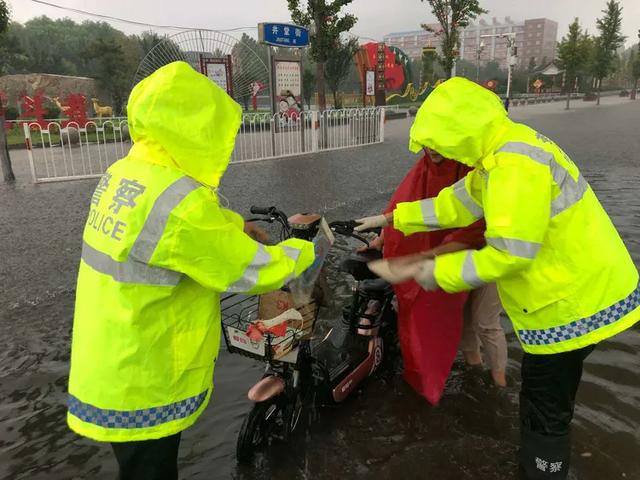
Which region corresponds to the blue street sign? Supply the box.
[258,23,309,48]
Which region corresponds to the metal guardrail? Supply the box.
[509,90,630,107]
[232,108,384,164]
[23,118,129,183]
[20,108,386,183]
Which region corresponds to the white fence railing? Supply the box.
[232,108,384,163]
[22,118,130,183]
[22,108,385,183]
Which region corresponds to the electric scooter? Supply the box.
[220,206,396,463]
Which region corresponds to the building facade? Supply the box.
[521,18,558,68]
[459,17,524,70]
[383,17,558,70]
[382,23,441,60]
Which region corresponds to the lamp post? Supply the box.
[481,32,517,106]
[476,40,485,83]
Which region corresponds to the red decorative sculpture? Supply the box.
[19,91,48,128]
[363,43,406,91]
[61,94,89,127]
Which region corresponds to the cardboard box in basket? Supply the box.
[258,289,317,338]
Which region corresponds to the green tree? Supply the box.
[632,51,640,97]
[0,0,15,182]
[0,23,28,74]
[230,33,270,110]
[302,68,315,107]
[287,0,357,111]
[324,37,358,108]
[0,0,9,73]
[137,30,164,56]
[126,30,168,84]
[592,0,626,105]
[85,38,130,115]
[421,0,487,78]
[631,30,640,99]
[0,15,170,117]
[528,56,537,72]
[483,60,504,80]
[558,18,591,109]
[2,16,138,81]
[614,50,630,88]
[233,70,252,110]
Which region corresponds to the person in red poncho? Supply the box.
[361,149,507,404]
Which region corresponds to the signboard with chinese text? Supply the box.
[274,59,303,118]
[259,23,309,48]
[200,55,234,96]
[365,70,375,96]
[375,43,386,106]
[207,63,229,92]
[227,326,266,356]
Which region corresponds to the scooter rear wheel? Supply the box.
[236,400,276,464]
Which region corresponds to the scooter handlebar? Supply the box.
[329,220,375,246]
[250,206,275,216]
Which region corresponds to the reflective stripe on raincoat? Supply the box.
[394,77,640,354]
[67,61,315,442]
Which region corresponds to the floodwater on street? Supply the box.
[1,99,639,479]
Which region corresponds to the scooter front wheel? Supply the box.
[282,390,304,442]
[236,400,276,464]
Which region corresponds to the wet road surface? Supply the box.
[1,100,639,479]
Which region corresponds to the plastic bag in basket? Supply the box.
[288,218,335,306]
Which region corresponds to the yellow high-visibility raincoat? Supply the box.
[67,62,315,442]
[393,77,639,354]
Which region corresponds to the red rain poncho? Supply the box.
[383,153,485,404]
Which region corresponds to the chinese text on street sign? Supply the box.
[259,23,309,48]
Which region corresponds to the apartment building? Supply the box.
[383,16,558,70]
[521,18,559,68]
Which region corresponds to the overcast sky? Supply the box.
[8,0,640,47]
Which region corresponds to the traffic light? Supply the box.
[422,46,436,54]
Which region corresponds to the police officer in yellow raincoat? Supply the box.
[357,77,640,479]
[67,61,315,479]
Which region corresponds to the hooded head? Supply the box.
[127,61,242,187]
[409,77,509,167]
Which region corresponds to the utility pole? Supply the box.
[481,32,517,107]
[506,35,514,101]
[453,33,464,77]
[476,41,485,83]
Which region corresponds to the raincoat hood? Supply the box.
[409,77,509,167]
[127,61,242,187]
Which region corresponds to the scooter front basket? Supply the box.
[220,295,308,363]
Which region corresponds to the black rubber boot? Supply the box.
[519,429,570,479]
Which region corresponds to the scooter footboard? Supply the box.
[331,337,383,402]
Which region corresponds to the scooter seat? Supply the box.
[341,250,382,281]
[358,278,394,297]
